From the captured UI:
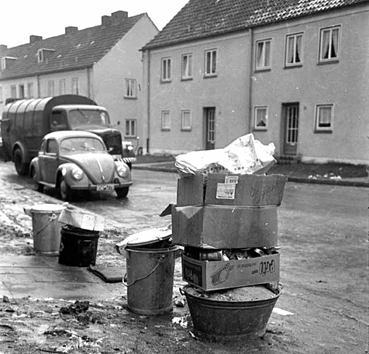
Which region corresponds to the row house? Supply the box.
[0,10,158,147]
[141,0,369,165]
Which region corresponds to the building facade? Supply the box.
[0,11,158,149]
[142,0,369,165]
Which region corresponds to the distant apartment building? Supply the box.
[0,10,158,148]
[142,0,369,165]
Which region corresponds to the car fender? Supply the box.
[56,162,79,185]
[29,157,40,179]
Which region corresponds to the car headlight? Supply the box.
[116,163,129,178]
[72,166,84,180]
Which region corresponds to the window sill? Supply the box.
[161,128,171,131]
[314,129,333,133]
[254,127,268,131]
[254,68,271,73]
[124,96,137,100]
[181,128,192,132]
[181,77,193,82]
[161,79,172,84]
[284,64,303,69]
[317,59,339,66]
[203,74,217,79]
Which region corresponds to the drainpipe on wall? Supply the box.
[36,75,40,97]
[86,67,91,99]
[248,28,254,133]
[146,50,151,154]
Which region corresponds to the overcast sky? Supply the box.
[0,0,189,48]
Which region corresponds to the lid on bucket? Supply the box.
[125,228,171,247]
[30,204,66,213]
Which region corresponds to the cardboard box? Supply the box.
[172,205,278,248]
[182,253,280,291]
[177,173,287,207]
[58,207,105,231]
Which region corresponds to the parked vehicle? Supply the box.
[30,131,132,201]
[0,95,136,175]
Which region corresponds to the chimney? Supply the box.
[30,35,43,44]
[0,44,7,54]
[101,15,112,26]
[65,26,78,35]
[111,11,128,24]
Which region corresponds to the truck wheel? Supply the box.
[59,176,72,201]
[14,148,29,176]
[31,167,44,193]
[116,187,129,199]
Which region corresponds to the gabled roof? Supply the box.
[144,0,368,50]
[0,13,145,80]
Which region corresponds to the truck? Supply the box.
[0,95,136,175]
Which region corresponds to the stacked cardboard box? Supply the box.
[172,173,287,291]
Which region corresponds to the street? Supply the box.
[0,161,368,353]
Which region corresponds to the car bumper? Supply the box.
[70,181,132,191]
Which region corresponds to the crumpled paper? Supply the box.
[175,134,276,177]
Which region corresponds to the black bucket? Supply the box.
[182,285,280,342]
[58,225,100,267]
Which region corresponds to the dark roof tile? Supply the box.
[144,0,368,49]
[0,14,145,80]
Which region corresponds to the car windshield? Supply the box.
[68,109,110,129]
[60,137,106,154]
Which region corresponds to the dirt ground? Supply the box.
[0,169,368,353]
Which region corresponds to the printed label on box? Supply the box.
[225,176,239,184]
[216,183,236,199]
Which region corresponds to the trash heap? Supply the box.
[172,134,288,341]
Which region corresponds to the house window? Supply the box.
[10,85,16,98]
[1,58,5,70]
[125,119,136,137]
[205,49,217,76]
[254,106,268,130]
[255,39,271,70]
[59,79,66,95]
[0,87,3,103]
[72,78,79,94]
[286,33,303,67]
[319,26,340,62]
[315,104,333,132]
[37,49,44,63]
[161,111,170,131]
[181,110,192,131]
[161,58,172,82]
[19,84,25,98]
[182,53,193,80]
[27,83,34,98]
[125,79,137,98]
[48,80,54,96]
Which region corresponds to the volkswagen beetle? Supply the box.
[30,131,132,201]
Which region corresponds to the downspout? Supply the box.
[248,27,254,133]
[86,67,91,99]
[36,74,40,97]
[146,49,151,154]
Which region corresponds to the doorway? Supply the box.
[204,107,215,150]
[282,103,299,155]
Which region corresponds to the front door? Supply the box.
[282,103,299,155]
[204,107,215,150]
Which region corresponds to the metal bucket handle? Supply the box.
[123,254,166,287]
[33,213,58,238]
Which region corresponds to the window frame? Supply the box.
[59,79,66,95]
[204,49,217,77]
[253,106,269,130]
[161,57,172,82]
[27,82,34,98]
[181,110,192,131]
[285,33,303,67]
[125,119,137,138]
[315,104,334,132]
[71,77,79,94]
[0,86,3,103]
[161,110,171,131]
[319,26,340,63]
[10,85,16,98]
[124,78,137,98]
[48,80,55,96]
[181,53,193,80]
[255,39,272,71]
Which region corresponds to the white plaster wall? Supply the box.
[147,32,251,155]
[93,15,158,148]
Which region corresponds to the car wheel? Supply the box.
[116,187,129,199]
[59,176,72,201]
[31,167,44,193]
[14,148,29,176]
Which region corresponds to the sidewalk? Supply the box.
[133,158,369,188]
